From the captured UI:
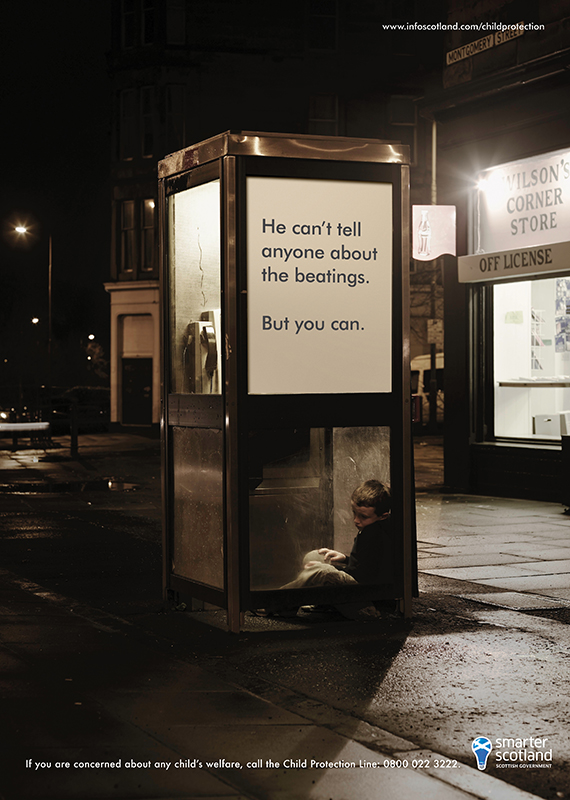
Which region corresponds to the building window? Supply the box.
[307,0,338,51]
[121,0,157,48]
[118,87,157,161]
[121,200,136,273]
[121,0,136,48]
[308,94,338,136]
[166,84,186,153]
[142,0,155,45]
[117,199,156,276]
[119,89,136,160]
[141,199,156,272]
[167,0,185,44]
[141,86,154,157]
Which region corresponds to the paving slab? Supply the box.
[104,689,309,728]
[418,534,548,545]
[421,565,558,581]
[417,554,544,569]
[509,559,570,574]
[536,587,570,600]
[418,544,570,558]
[436,523,568,534]
[145,724,491,800]
[476,573,570,591]
[458,592,570,610]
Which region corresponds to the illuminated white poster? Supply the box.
[247,177,393,394]
[412,205,456,261]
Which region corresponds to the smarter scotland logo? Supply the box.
[472,737,493,770]
[471,735,553,770]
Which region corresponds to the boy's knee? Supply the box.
[303,549,326,565]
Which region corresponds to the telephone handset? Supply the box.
[200,320,218,378]
[183,309,221,393]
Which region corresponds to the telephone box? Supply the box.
[159,131,415,632]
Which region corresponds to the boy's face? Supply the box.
[351,502,381,530]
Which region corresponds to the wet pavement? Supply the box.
[0,432,568,799]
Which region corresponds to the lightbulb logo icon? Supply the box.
[472,737,492,770]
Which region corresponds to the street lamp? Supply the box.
[14,226,53,416]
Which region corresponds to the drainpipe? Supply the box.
[431,119,437,205]
[429,119,438,433]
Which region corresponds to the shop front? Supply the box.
[445,145,570,501]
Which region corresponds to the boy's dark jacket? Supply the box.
[338,514,394,585]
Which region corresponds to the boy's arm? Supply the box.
[318,548,348,564]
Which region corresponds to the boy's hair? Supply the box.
[351,480,391,516]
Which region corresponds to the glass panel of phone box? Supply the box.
[249,426,396,596]
[168,180,222,395]
[168,181,224,589]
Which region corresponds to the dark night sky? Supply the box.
[1,1,112,380]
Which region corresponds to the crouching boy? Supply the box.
[315,478,393,586]
[261,480,396,619]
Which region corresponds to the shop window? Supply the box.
[494,277,570,440]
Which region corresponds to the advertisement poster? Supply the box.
[247,176,393,394]
[1,4,568,800]
[556,278,570,353]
